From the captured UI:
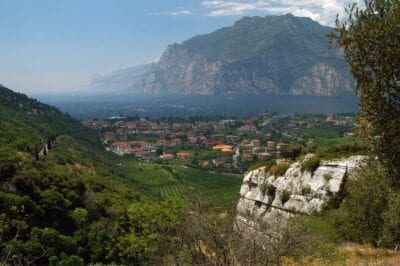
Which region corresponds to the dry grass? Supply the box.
[341,243,400,266]
[282,243,400,266]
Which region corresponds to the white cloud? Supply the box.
[202,0,364,26]
[170,7,192,16]
[292,8,321,22]
[150,7,192,16]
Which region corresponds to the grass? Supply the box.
[119,159,243,207]
[183,146,222,158]
[341,243,400,265]
[301,157,321,175]
[170,165,243,206]
[283,244,400,265]
[291,127,362,147]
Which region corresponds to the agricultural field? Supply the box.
[119,159,243,207]
[290,127,361,147]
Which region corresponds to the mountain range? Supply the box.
[130,14,354,96]
[89,63,154,93]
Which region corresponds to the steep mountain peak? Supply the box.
[133,15,354,95]
[179,14,330,63]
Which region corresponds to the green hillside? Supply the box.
[0,85,154,264]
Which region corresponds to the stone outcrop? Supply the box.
[236,155,365,224]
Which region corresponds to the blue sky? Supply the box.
[0,0,360,94]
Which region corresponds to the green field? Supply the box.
[291,127,361,146]
[119,160,243,207]
[181,145,222,159]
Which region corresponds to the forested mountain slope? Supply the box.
[0,85,153,264]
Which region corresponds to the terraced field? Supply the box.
[119,160,243,207]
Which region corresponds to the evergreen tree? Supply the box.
[47,138,52,150]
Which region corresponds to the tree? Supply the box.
[0,148,21,180]
[173,195,336,265]
[281,144,303,160]
[155,147,163,156]
[35,144,39,160]
[334,162,390,245]
[329,0,400,186]
[47,138,52,150]
[118,198,185,264]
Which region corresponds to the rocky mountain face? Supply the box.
[90,63,154,93]
[133,15,355,95]
[236,155,365,226]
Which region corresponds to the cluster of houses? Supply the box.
[81,113,356,170]
[81,117,278,166]
[236,139,288,163]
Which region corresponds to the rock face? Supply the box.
[236,155,365,224]
[133,15,355,95]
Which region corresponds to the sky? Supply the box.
[0,0,362,95]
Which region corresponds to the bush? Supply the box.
[333,162,390,245]
[381,192,400,247]
[280,189,291,205]
[260,183,276,197]
[264,160,276,173]
[316,142,367,159]
[301,186,312,196]
[281,144,303,160]
[270,164,290,177]
[301,157,320,175]
[323,174,333,182]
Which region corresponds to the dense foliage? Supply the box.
[330,0,400,187]
[0,86,160,264]
[324,0,400,249]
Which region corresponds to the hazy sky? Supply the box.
[0,0,361,94]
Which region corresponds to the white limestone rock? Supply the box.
[236,155,365,222]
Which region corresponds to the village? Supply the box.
[81,113,356,173]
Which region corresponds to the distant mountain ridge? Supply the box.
[132,14,355,96]
[89,63,154,93]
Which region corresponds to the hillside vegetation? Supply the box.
[0,86,157,264]
[119,161,242,207]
